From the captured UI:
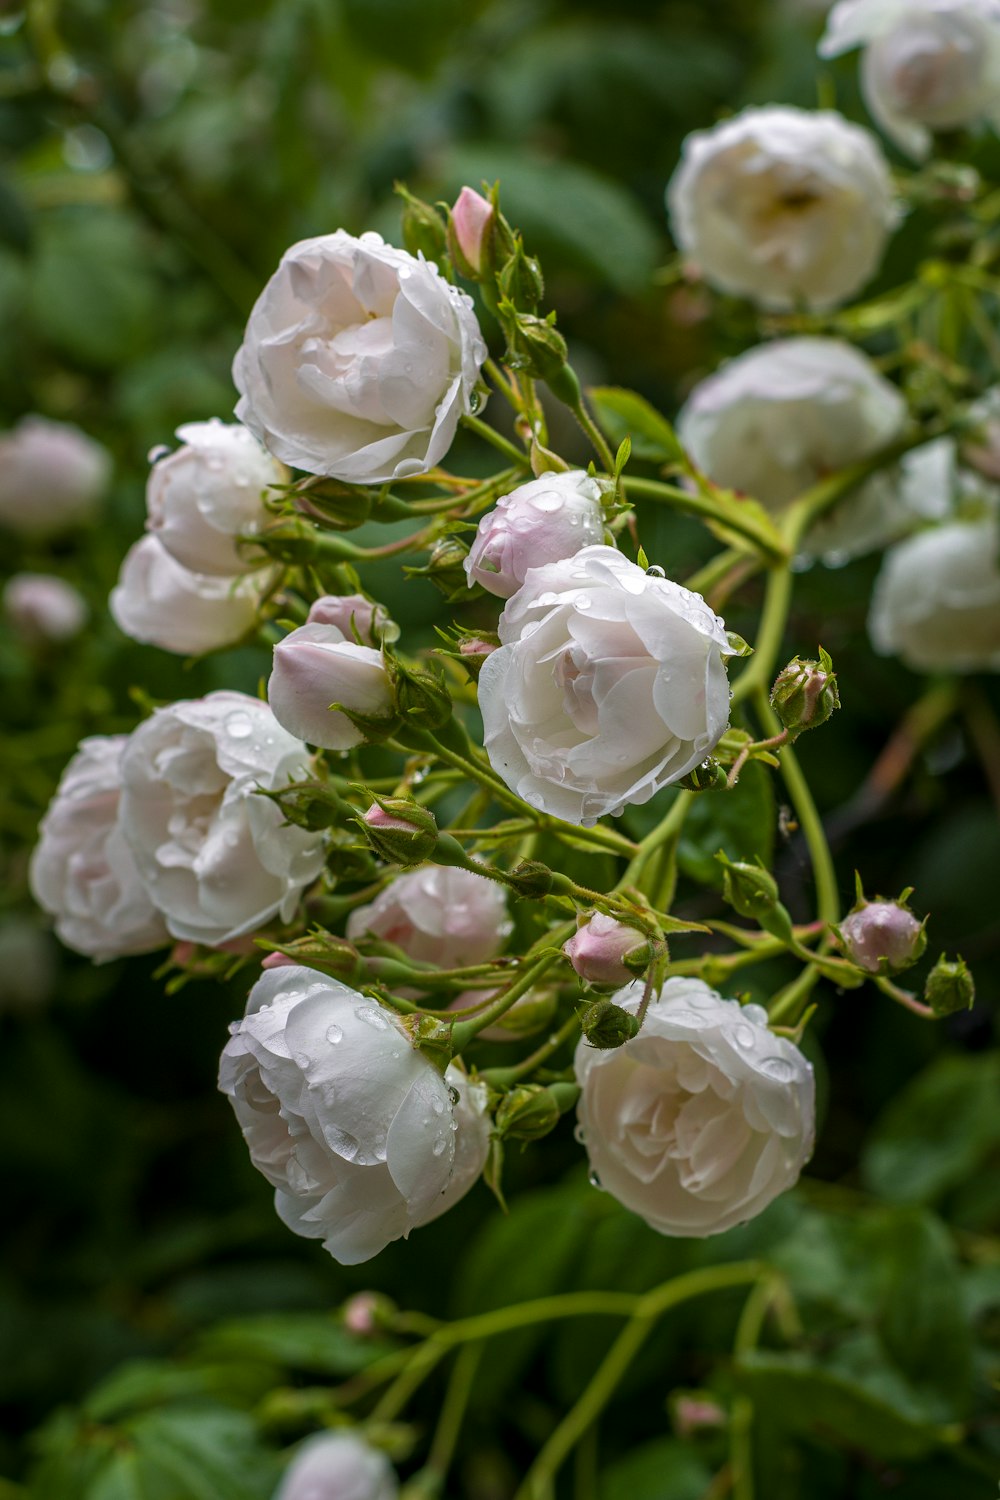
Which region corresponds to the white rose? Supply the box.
[4,573,88,643]
[678,338,913,561]
[666,106,897,311]
[575,978,815,1238]
[233,231,487,484]
[0,416,110,534]
[29,735,169,962]
[478,545,734,827]
[306,593,397,645]
[268,624,393,750]
[119,692,326,946]
[274,1432,397,1500]
[219,965,490,1265]
[110,535,266,656]
[820,0,1000,160]
[869,517,1000,671]
[347,865,511,969]
[146,419,288,576]
[464,470,607,598]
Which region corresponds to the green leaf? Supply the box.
[680,761,775,887]
[195,1313,399,1377]
[588,387,686,464]
[84,1360,276,1422]
[120,1408,278,1500]
[599,1438,712,1500]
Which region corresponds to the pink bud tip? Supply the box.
[364,804,419,832]
[343,1292,380,1335]
[262,951,297,969]
[459,638,497,659]
[452,187,494,275]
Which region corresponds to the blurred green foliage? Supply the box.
[1,0,999,1496]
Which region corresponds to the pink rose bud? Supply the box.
[839,900,925,975]
[3,573,88,643]
[361,800,439,867]
[672,1394,726,1438]
[343,1291,382,1336]
[563,913,651,987]
[450,186,494,277]
[268,623,393,750]
[465,471,606,599]
[459,637,497,660]
[307,592,396,646]
[262,951,298,970]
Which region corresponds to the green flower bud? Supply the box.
[770,649,840,739]
[678,759,729,792]
[404,537,474,602]
[397,184,448,264]
[298,477,374,530]
[495,1084,562,1141]
[505,859,556,900]
[386,652,453,732]
[359,798,439,867]
[498,301,570,385]
[497,239,545,311]
[580,998,641,1050]
[256,778,350,832]
[924,955,975,1017]
[716,852,794,943]
[404,1014,454,1071]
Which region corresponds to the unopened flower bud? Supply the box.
[924,955,975,1017]
[770,650,840,738]
[262,951,298,970]
[361,799,439,867]
[449,186,495,279]
[405,537,473,601]
[307,593,397,646]
[678,759,729,792]
[671,1392,727,1439]
[580,998,641,1050]
[398,185,448,265]
[386,654,452,732]
[499,303,571,387]
[564,913,651,988]
[4,573,88,644]
[298,477,374,531]
[717,853,793,942]
[497,239,545,311]
[495,1084,563,1141]
[459,637,498,661]
[838,899,925,975]
[343,1291,394,1337]
[269,624,394,750]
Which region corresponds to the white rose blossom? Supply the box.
[820,0,1000,160]
[4,573,88,643]
[268,624,393,750]
[119,692,326,946]
[464,470,607,598]
[478,546,735,826]
[575,978,815,1238]
[219,965,490,1265]
[29,735,169,962]
[146,419,289,577]
[0,415,110,534]
[667,106,897,311]
[869,517,1000,671]
[677,338,916,561]
[347,866,511,969]
[274,1432,397,1500]
[233,231,487,484]
[110,535,267,656]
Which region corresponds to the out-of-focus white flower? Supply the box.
[306,593,397,645]
[464,470,606,598]
[219,965,490,1264]
[347,866,511,969]
[233,232,487,483]
[575,978,815,1237]
[146,419,288,576]
[869,517,1000,671]
[0,416,110,534]
[29,735,169,962]
[110,535,266,656]
[478,546,734,827]
[119,692,326,946]
[3,573,88,643]
[678,338,916,560]
[667,106,897,310]
[268,624,392,750]
[820,0,1000,160]
[274,1431,398,1500]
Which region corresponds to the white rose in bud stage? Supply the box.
[869,517,1000,671]
[678,339,918,561]
[233,231,487,484]
[478,546,734,827]
[268,624,392,750]
[119,692,326,946]
[306,593,397,645]
[219,965,490,1265]
[575,978,815,1237]
[29,735,169,962]
[110,535,266,656]
[464,470,607,598]
[4,573,88,643]
[0,416,110,534]
[820,0,1000,160]
[667,106,897,311]
[274,1432,398,1500]
[347,865,511,969]
[146,419,288,576]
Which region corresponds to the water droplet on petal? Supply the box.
[447,1085,461,1106]
[355,1004,390,1031]
[225,711,253,739]
[645,564,666,578]
[326,1023,343,1046]
[760,1055,795,1084]
[734,1024,757,1050]
[432,1138,447,1157]
[574,1122,586,1145]
[588,1170,604,1191]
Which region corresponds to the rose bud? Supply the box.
[4,573,88,644]
[494,1084,563,1142]
[342,1291,394,1337]
[274,1431,398,1500]
[261,951,298,970]
[838,898,926,975]
[307,593,396,646]
[268,624,393,750]
[580,998,642,1050]
[0,415,110,535]
[770,650,841,738]
[459,637,498,661]
[564,913,651,988]
[924,955,975,1017]
[360,799,439,867]
[671,1393,727,1439]
[464,470,606,599]
[449,186,495,278]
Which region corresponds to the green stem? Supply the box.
[480,1009,581,1088]
[451,953,562,1051]
[569,397,616,473]
[422,1342,484,1491]
[461,413,531,468]
[731,566,794,707]
[730,1278,777,1500]
[619,791,693,890]
[625,477,788,562]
